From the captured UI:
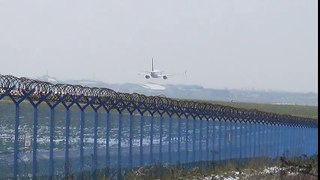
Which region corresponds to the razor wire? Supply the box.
[0,74,317,128]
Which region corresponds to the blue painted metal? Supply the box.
[185,118,189,164]
[206,120,209,164]
[178,117,181,163]
[276,125,280,158]
[228,120,231,160]
[11,90,34,180]
[192,117,196,163]
[139,115,144,166]
[28,93,50,178]
[32,107,38,178]
[253,123,257,157]
[231,121,235,159]
[279,125,283,157]
[129,114,133,168]
[235,122,239,159]
[269,124,272,157]
[231,121,234,160]
[13,104,19,180]
[284,127,288,157]
[80,110,85,178]
[246,122,250,159]
[265,124,268,156]
[49,109,55,179]
[150,115,154,164]
[293,127,296,156]
[257,123,261,157]
[65,109,71,177]
[199,118,203,162]
[218,120,222,163]
[275,125,279,158]
[0,75,318,179]
[168,115,173,164]
[105,112,110,173]
[239,122,243,160]
[159,116,163,164]
[297,127,300,156]
[46,95,67,179]
[223,120,227,162]
[244,122,248,159]
[262,124,265,156]
[250,123,253,158]
[117,113,122,179]
[211,120,214,162]
[93,110,99,178]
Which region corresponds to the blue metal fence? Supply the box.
[0,75,318,179]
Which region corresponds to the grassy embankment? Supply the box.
[202,100,318,120]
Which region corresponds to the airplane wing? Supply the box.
[165,70,187,77]
[138,71,151,75]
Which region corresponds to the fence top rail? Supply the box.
[0,74,317,128]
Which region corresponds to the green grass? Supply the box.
[194,100,318,120]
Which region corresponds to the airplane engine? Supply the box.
[163,76,168,80]
[145,75,150,79]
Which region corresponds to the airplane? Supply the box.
[140,58,187,80]
[142,58,169,80]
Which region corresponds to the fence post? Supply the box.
[231,121,235,160]
[239,122,242,162]
[206,119,209,165]
[230,121,234,160]
[211,120,215,164]
[150,115,154,165]
[65,109,71,177]
[27,92,51,178]
[139,115,144,166]
[292,126,296,157]
[79,97,91,176]
[129,114,133,168]
[11,90,34,179]
[117,113,122,179]
[93,110,99,178]
[257,123,260,157]
[13,103,20,179]
[49,108,55,179]
[168,115,173,164]
[80,110,85,178]
[192,118,196,163]
[218,120,222,164]
[279,125,283,157]
[105,112,110,176]
[262,124,265,157]
[178,117,181,164]
[225,120,228,161]
[244,122,247,160]
[46,95,66,180]
[249,123,252,158]
[185,117,189,165]
[159,116,163,164]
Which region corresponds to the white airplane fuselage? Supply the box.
[150,70,162,78]
[144,59,168,80]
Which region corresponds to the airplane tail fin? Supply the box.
[152,58,154,71]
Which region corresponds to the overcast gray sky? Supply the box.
[0,0,318,93]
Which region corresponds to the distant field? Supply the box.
[207,100,318,120]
